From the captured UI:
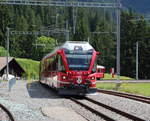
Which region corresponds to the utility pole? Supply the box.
[6,27,10,81]
[55,13,59,28]
[73,7,77,34]
[66,20,69,41]
[115,0,121,90]
[136,42,139,80]
[116,0,121,81]
[87,37,90,43]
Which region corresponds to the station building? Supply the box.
[0,57,25,77]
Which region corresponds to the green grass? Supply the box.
[16,58,40,79]
[103,73,133,80]
[97,83,116,90]
[97,83,150,97]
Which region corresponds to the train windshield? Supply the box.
[66,54,92,71]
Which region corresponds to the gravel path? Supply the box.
[88,92,150,121]
[0,81,58,121]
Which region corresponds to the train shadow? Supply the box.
[26,81,60,99]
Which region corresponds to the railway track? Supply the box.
[71,97,145,121]
[0,103,15,121]
[98,89,150,104]
[40,82,149,121]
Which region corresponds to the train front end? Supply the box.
[58,41,103,95]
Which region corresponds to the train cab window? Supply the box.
[66,53,92,71]
[58,55,65,72]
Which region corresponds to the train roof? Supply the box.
[62,41,93,51]
[42,41,94,61]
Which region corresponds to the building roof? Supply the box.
[0,57,14,71]
[0,57,25,77]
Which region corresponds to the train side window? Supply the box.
[47,57,54,71]
[47,59,51,71]
[41,61,44,72]
[58,55,65,72]
[44,60,47,71]
[40,62,43,72]
[92,58,97,73]
[55,55,58,70]
[52,55,58,70]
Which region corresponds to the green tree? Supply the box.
[0,46,7,56]
[73,8,90,41]
[91,20,115,69]
[120,11,137,78]
[0,5,11,46]
[135,17,149,79]
[11,15,29,57]
[33,36,56,60]
[120,10,150,79]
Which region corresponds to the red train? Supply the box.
[39,41,104,95]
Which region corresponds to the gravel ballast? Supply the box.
[76,99,131,121]
[88,92,150,121]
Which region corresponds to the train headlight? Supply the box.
[91,76,95,80]
[62,76,66,79]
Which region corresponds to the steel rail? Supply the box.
[0,103,15,121]
[72,109,91,121]
[85,97,145,121]
[98,89,150,104]
[71,97,116,121]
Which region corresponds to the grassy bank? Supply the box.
[16,58,40,79]
[97,83,150,97]
[103,73,133,80]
